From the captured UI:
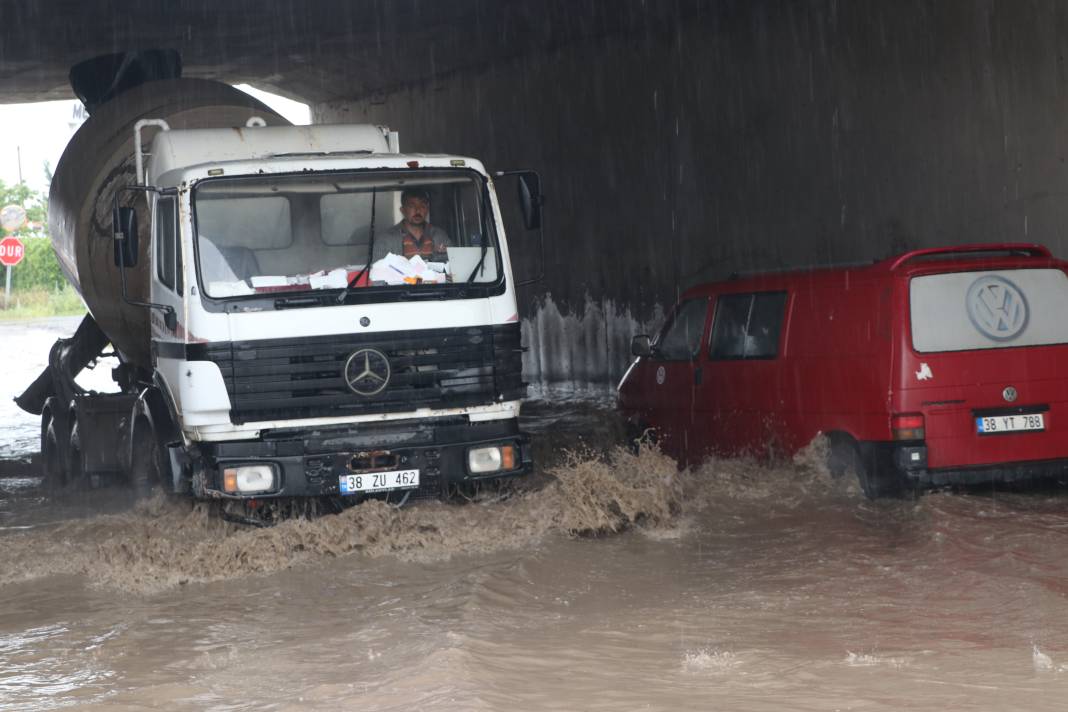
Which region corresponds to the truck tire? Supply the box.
[42,417,68,492]
[66,420,88,491]
[127,419,164,497]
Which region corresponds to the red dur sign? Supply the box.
[0,236,25,267]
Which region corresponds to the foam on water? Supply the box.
[681,649,740,673]
[844,651,910,668]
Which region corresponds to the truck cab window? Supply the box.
[193,170,500,300]
[155,196,180,293]
[655,298,709,360]
[709,292,787,360]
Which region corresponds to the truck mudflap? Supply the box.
[191,416,531,501]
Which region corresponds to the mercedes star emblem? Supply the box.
[344,348,391,396]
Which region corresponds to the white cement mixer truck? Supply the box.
[16,54,541,523]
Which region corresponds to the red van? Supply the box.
[618,244,1068,497]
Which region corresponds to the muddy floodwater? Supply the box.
[3,319,1068,710]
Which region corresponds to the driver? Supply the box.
[378,188,450,261]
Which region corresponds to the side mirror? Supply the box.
[112,206,138,268]
[631,335,652,357]
[494,169,545,287]
[517,171,542,230]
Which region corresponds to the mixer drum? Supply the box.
[48,78,286,369]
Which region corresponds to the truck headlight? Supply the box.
[467,444,517,474]
[222,464,277,494]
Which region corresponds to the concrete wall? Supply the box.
[316,0,1068,385]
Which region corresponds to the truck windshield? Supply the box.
[192,169,501,299]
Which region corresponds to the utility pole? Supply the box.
[16,146,23,184]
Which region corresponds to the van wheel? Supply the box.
[829,437,904,499]
[826,435,857,479]
[626,419,658,454]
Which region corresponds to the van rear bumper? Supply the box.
[879,442,1068,487]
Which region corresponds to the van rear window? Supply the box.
[910,268,1068,353]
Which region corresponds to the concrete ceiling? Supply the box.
[0,0,686,105]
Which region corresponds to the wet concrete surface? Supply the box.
[4,318,1068,710]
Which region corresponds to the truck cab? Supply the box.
[123,123,537,512]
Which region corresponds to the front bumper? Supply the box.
[193,416,530,499]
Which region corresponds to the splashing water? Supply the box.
[0,445,686,593]
[6,422,1068,710]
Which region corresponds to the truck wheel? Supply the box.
[66,421,88,490]
[128,421,163,497]
[42,417,68,492]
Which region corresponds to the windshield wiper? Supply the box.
[466,241,490,284]
[337,187,377,303]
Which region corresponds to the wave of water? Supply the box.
[0,433,878,596]
[0,445,687,593]
[6,433,1068,710]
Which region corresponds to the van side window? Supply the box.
[655,298,709,360]
[156,197,181,293]
[709,292,787,360]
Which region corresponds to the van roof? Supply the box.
[684,243,1065,298]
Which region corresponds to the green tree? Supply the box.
[11,236,65,290]
[0,180,47,232]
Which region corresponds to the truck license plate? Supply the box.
[976,413,1045,434]
[339,469,420,495]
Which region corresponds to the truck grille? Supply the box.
[195,324,525,424]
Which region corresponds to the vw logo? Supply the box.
[655,365,666,385]
[343,348,391,396]
[1003,386,1018,403]
[966,275,1029,342]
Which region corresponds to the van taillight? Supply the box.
[891,413,925,441]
